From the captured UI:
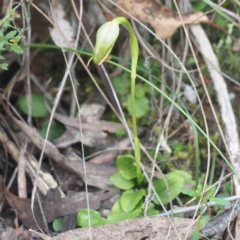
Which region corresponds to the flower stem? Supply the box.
[115,17,142,184]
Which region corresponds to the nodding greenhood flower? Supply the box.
[93,20,119,65]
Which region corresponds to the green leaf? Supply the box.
[10,44,23,54]
[209,197,231,206]
[192,231,200,240]
[116,155,137,180]
[146,202,161,216]
[52,217,63,232]
[0,55,5,59]
[115,128,127,137]
[113,76,129,95]
[127,95,150,118]
[173,170,195,185]
[13,35,21,43]
[200,215,211,226]
[224,181,231,196]
[120,189,145,212]
[108,199,142,223]
[207,186,216,199]
[110,171,136,190]
[94,217,110,226]
[5,30,17,40]
[152,172,184,205]
[77,209,101,227]
[0,63,8,70]
[0,42,4,49]
[135,84,149,98]
[18,93,49,118]
[0,30,4,39]
[181,188,197,198]
[39,120,65,142]
[195,183,203,198]
[192,1,207,11]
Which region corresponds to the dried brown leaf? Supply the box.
[115,0,208,38]
[49,2,75,48]
[2,177,100,229]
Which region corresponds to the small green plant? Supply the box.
[89,16,189,224]
[115,127,127,137]
[73,170,187,226]
[40,120,65,142]
[72,237,79,240]
[52,217,63,232]
[172,141,188,158]
[18,93,49,118]
[76,209,110,227]
[0,8,23,70]
[18,93,65,141]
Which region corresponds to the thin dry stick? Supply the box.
[157,193,240,217]
[18,144,27,198]
[20,0,32,125]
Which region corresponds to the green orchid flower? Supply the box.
[93,20,119,65]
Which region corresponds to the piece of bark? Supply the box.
[51,216,195,240]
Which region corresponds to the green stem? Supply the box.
[115,17,142,184]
